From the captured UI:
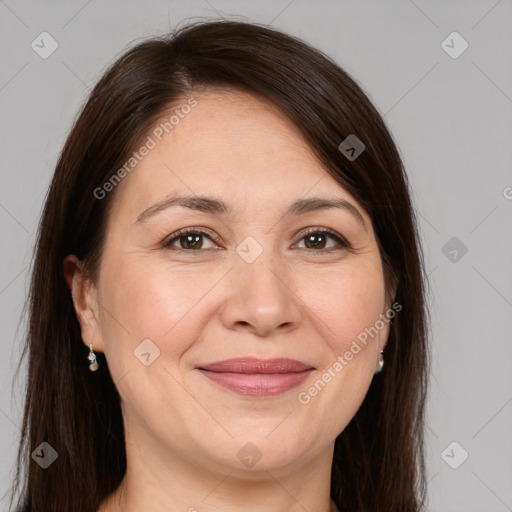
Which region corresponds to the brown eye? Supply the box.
[304,232,329,249]
[163,227,350,253]
[163,229,218,250]
[177,233,204,250]
[295,229,350,251]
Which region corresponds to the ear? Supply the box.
[378,315,392,352]
[379,277,399,352]
[63,255,104,352]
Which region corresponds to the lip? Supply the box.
[196,357,314,373]
[195,358,315,397]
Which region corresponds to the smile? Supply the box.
[195,357,315,397]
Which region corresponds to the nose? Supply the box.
[220,251,302,338]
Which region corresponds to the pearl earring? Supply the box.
[374,350,384,374]
[88,344,99,372]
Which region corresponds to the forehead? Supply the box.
[109,88,363,220]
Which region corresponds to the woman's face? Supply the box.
[75,89,393,475]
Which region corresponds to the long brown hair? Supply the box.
[11,19,430,512]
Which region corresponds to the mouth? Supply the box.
[195,357,315,397]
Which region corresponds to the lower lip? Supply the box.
[197,369,314,396]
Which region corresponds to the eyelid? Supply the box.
[292,226,351,250]
[162,226,222,248]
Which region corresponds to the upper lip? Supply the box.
[196,357,314,374]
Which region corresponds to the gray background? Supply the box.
[1,0,511,510]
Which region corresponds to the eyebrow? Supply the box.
[136,194,367,230]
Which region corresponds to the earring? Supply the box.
[374,350,384,374]
[88,344,99,372]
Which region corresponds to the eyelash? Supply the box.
[162,226,352,253]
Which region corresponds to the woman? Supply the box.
[11,20,430,512]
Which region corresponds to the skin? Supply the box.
[64,88,394,512]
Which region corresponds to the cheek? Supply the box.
[300,260,386,354]
[96,256,207,364]
[295,279,385,441]
[95,258,209,425]
[293,258,387,428]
